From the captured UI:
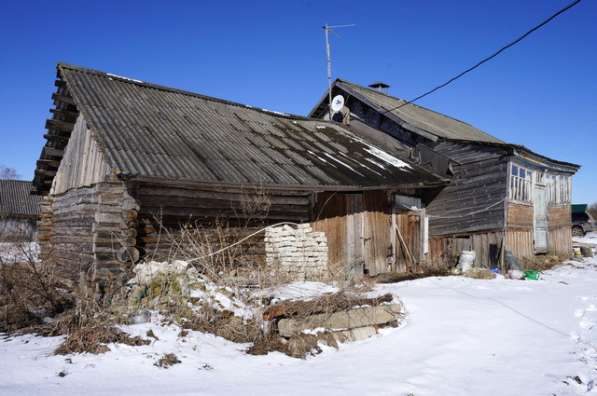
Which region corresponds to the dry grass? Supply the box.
[184,305,262,344]
[521,255,563,271]
[262,292,393,321]
[0,256,74,332]
[154,353,181,368]
[463,268,496,280]
[49,274,149,354]
[374,269,451,284]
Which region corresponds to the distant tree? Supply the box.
[0,165,18,180]
[588,202,597,221]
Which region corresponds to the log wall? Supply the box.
[131,182,311,264]
[39,181,138,281]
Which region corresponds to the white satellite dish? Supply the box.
[331,95,345,113]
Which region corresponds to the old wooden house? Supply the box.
[0,180,41,242]
[32,64,447,282]
[310,80,580,268]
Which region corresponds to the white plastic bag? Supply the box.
[458,250,476,272]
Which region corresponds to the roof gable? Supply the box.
[311,79,503,144]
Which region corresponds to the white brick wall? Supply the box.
[264,223,328,281]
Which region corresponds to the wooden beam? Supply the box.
[52,93,75,106]
[35,168,56,177]
[50,108,78,122]
[36,159,60,169]
[43,133,70,143]
[42,146,64,157]
[46,118,75,132]
[54,80,66,88]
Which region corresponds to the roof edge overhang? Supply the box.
[444,138,580,172]
[126,175,448,193]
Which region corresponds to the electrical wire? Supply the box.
[380,0,582,114]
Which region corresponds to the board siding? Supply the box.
[427,158,508,236]
[51,114,111,195]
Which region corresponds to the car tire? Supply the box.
[572,226,585,237]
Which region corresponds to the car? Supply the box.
[571,204,596,237]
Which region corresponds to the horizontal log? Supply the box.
[42,146,64,157]
[50,108,78,121]
[46,118,75,132]
[52,92,75,106]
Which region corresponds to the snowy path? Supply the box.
[2,259,597,395]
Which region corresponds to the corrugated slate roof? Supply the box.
[324,80,503,144]
[0,180,41,217]
[53,64,443,190]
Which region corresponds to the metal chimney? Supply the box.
[368,82,390,94]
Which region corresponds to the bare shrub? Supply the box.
[184,304,262,344]
[51,275,149,354]
[0,254,73,332]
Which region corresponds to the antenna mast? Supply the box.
[323,23,355,119]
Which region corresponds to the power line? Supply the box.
[381,0,582,115]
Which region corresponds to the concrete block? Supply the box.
[277,304,402,337]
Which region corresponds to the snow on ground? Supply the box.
[0,242,39,263]
[2,258,597,395]
[574,232,597,246]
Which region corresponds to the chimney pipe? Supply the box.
[368,82,390,94]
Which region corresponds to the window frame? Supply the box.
[509,163,533,203]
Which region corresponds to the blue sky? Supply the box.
[1,1,595,202]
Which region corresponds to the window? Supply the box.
[509,164,532,202]
[545,173,571,205]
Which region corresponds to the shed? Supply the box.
[32,64,447,282]
[0,180,41,241]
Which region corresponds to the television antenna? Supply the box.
[323,23,355,119]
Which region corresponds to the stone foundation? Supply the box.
[264,223,328,281]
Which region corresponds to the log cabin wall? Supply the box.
[38,180,138,281]
[130,182,312,265]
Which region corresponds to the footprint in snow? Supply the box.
[579,319,594,330]
[575,309,585,318]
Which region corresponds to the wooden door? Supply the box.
[533,183,548,253]
[345,194,364,275]
[362,191,392,276]
[394,211,421,273]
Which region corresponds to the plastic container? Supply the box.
[524,270,540,280]
[458,250,476,273]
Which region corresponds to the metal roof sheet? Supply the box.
[55,64,443,190]
[331,80,504,144]
[0,180,41,217]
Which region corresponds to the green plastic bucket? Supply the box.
[524,270,540,281]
